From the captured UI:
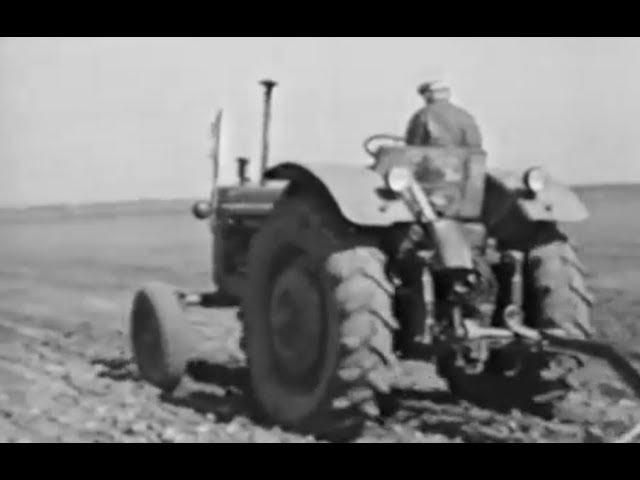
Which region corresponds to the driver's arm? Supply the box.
[405,110,430,146]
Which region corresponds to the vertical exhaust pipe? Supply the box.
[259,79,277,185]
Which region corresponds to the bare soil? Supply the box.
[1,187,640,442]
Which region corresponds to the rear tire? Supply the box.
[130,281,193,392]
[526,230,595,339]
[242,195,398,440]
[437,227,595,417]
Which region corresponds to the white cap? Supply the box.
[417,79,449,95]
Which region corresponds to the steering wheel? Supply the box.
[363,134,406,157]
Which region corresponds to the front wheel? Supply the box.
[130,282,193,392]
[436,227,595,416]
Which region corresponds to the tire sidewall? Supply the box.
[243,200,343,427]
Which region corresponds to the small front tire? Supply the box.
[130,281,193,392]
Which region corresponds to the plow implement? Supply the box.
[403,316,640,443]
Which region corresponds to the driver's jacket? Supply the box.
[405,99,483,148]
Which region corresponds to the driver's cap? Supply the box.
[417,79,448,95]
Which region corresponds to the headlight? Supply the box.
[192,200,214,219]
[523,167,547,193]
[385,167,413,192]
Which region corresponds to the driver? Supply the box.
[405,80,483,149]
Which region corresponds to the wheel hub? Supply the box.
[269,260,323,380]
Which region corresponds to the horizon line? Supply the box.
[1,180,639,211]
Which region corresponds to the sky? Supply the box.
[1,37,640,207]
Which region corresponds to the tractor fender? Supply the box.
[482,168,589,248]
[264,162,415,226]
[265,161,475,269]
[483,168,588,225]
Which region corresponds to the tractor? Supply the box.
[129,79,640,441]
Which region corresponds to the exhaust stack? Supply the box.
[259,79,277,185]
